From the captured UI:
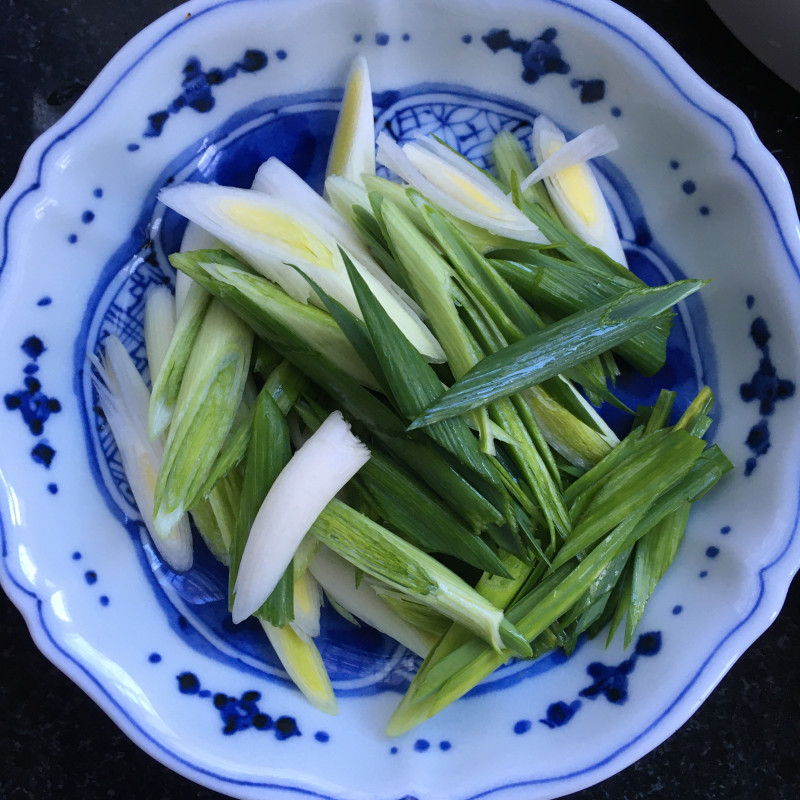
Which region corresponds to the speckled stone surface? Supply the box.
[0,1,798,798]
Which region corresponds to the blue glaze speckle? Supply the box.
[681,180,696,195]
[402,33,410,42]
[177,672,300,739]
[376,32,390,46]
[670,160,680,170]
[93,188,103,198]
[100,595,110,606]
[31,441,55,467]
[540,700,582,729]
[276,50,287,60]
[721,525,731,535]
[22,336,45,359]
[82,210,95,224]
[37,296,52,306]
[68,233,78,243]
[414,739,430,752]
[570,78,606,103]
[746,295,755,309]
[462,34,473,44]
[513,719,532,734]
[47,483,58,494]
[740,310,795,475]
[390,746,398,755]
[143,50,268,138]
[439,740,451,751]
[700,205,710,216]
[672,605,683,615]
[149,653,162,664]
[127,143,140,152]
[72,551,82,561]
[353,33,362,42]
[706,546,720,558]
[611,106,622,117]
[482,27,570,85]
[314,731,330,743]
[699,570,708,578]
[85,570,98,585]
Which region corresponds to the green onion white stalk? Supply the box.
[309,545,438,658]
[310,499,531,657]
[290,568,324,639]
[143,287,176,384]
[232,411,371,623]
[90,335,192,571]
[519,120,618,191]
[376,131,548,243]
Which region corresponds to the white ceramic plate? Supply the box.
[2,1,799,798]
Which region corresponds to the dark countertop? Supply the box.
[1,1,798,798]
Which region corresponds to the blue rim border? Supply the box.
[1,0,799,798]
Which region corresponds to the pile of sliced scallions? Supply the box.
[91,55,732,732]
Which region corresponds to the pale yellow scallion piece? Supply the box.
[531,115,628,266]
[325,54,376,185]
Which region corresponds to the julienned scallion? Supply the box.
[91,55,731,729]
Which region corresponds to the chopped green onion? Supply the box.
[411,280,707,427]
[90,335,193,571]
[154,299,253,537]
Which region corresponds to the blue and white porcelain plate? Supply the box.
[1,1,799,798]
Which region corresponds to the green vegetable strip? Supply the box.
[377,199,495,450]
[153,299,253,537]
[148,281,212,438]
[524,386,613,471]
[354,453,511,575]
[558,546,633,633]
[624,502,691,646]
[228,386,294,625]
[295,270,390,397]
[170,250,379,390]
[192,359,308,505]
[492,257,670,377]
[339,246,508,490]
[189,470,242,567]
[419,198,625,410]
[403,447,732,724]
[675,385,715,437]
[520,199,633,281]
[311,499,531,656]
[411,280,706,427]
[283,349,508,531]
[293,397,510,575]
[491,129,559,218]
[553,428,707,567]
